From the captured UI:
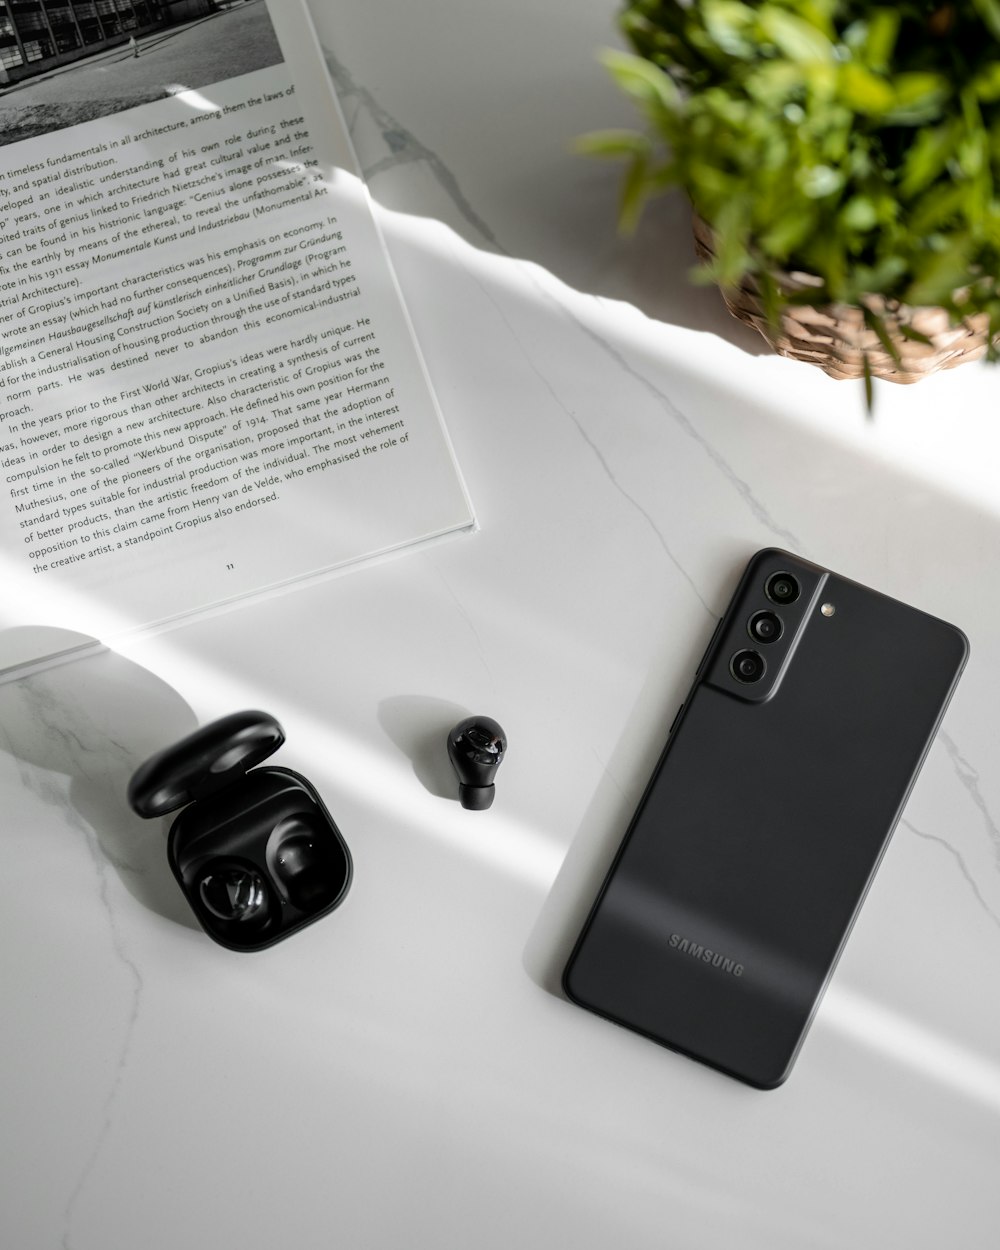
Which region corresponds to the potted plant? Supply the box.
[585,1,1000,401]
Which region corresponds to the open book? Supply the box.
[0,0,474,676]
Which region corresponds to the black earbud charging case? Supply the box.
[127,710,352,951]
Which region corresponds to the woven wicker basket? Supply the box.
[691,214,991,383]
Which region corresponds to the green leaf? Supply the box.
[757,267,782,330]
[746,60,805,105]
[862,305,903,367]
[971,62,1000,103]
[849,256,909,295]
[839,63,895,114]
[702,0,757,59]
[759,206,819,260]
[706,196,753,287]
[758,8,835,63]
[863,10,900,71]
[898,123,960,199]
[883,72,950,125]
[905,238,976,306]
[841,196,878,231]
[618,150,651,234]
[972,0,1000,42]
[898,323,935,347]
[862,355,875,415]
[956,131,988,179]
[910,183,966,234]
[796,164,844,198]
[574,129,652,159]
[601,49,682,113]
[785,286,832,307]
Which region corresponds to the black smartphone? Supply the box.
[563,548,968,1089]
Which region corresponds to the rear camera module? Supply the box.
[748,610,783,644]
[730,650,766,684]
[765,572,800,605]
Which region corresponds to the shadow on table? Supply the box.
[377,693,471,801]
[0,628,199,930]
[323,41,771,364]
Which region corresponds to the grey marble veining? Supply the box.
[322,44,505,253]
[903,817,1000,935]
[530,288,805,552]
[939,730,1000,872]
[0,678,142,1250]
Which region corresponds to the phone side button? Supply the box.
[668,703,685,736]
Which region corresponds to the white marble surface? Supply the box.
[3,2,1000,1246]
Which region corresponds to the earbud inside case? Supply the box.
[128,711,352,951]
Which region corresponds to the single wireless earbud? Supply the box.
[447,716,507,810]
[196,859,271,926]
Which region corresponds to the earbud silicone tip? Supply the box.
[458,782,496,811]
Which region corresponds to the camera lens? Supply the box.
[730,650,766,683]
[765,572,800,605]
[748,610,783,644]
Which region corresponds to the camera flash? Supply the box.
[821,603,836,617]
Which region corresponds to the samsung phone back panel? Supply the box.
[564,549,968,1088]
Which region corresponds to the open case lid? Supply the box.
[127,711,285,818]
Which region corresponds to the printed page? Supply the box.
[0,0,473,674]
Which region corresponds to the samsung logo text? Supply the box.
[669,933,744,977]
